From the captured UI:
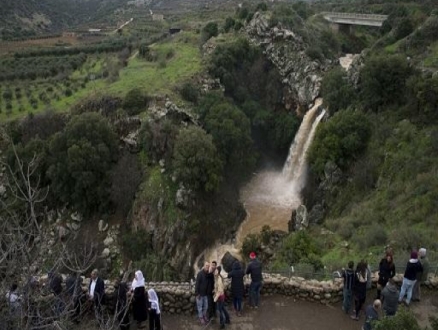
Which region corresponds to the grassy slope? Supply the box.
[108,34,202,96]
[0,31,203,121]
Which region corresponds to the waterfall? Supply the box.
[193,98,326,275]
[282,98,325,187]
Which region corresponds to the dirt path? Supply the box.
[161,292,437,330]
[162,295,362,330]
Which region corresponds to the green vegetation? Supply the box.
[308,111,372,177]
[172,126,223,192]
[47,112,118,214]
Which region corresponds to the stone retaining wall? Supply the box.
[37,272,438,315]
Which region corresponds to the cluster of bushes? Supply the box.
[14,39,130,58]
[4,111,119,215]
[208,39,300,153]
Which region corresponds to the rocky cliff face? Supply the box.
[245,12,334,109]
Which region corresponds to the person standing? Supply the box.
[207,261,217,321]
[88,269,105,321]
[114,278,130,330]
[227,261,245,316]
[399,251,423,306]
[246,252,263,309]
[376,252,395,299]
[351,260,368,321]
[66,272,83,323]
[412,248,429,302]
[148,288,161,330]
[5,283,22,317]
[381,278,399,316]
[49,270,64,317]
[363,299,381,330]
[214,266,230,329]
[195,262,210,325]
[342,261,355,314]
[131,270,148,329]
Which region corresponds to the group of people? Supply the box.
[195,251,263,329]
[341,247,429,330]
[4,268,162,330]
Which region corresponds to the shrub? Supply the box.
[180,82,199,104]
[308,110,372,176]
[123,88,149,115]
[202,22,219,42]
[321,68,356,114]
[241,234,262,260]
[373,307,421,330]
[359,55,413,111]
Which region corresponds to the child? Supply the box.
[148,288,161,330]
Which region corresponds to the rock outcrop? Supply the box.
[245,12,334,108]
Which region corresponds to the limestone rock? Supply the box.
[221,252,240,273]
[98,220,109,232]
[102,248,110,258]
[104,236,114,247]
[71,212,82,222]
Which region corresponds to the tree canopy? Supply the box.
[172,126,223,192]
[47,112,118,213]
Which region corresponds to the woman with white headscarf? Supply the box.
[131,270,148,328]
[148,288,161,330]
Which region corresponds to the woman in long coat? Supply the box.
[227,261,245,316]
[131,270,148,328]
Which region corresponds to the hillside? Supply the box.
[0,0,125,40]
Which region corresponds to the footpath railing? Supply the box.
[266,260,438,281]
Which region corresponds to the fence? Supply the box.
[266,260,438,281]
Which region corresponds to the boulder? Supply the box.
[104,236,114,247]
[221,252,240,273]
[101,248,110,258]
[71,212,82,222]
[98,220,108,232]
[57,226,69,239]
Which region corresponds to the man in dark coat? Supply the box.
[228,261,245,316]
[48,270,64,316]
[115,278,130,330]
[246,252,263,308]
[195,262,210,325]
[88,269,105,321]
[206,261,217,320]
[66,272,83,323]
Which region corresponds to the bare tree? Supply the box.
[0,130,132,330]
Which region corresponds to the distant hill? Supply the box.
[0,0,126,40]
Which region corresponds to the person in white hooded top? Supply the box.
[130,270,148,328]
[148,288,161,330]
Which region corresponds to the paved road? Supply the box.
[161,293,438,330]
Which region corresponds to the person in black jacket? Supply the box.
[114,278,130,330]
[48,270,64,316]
[341,261,355,314]
[351,261,368,321]
[246,252,263,309]
[207,261,217,320]
[66,272,83,323]
[398,251,423,306]
[376,252,395,299]
[88,269,105,321]
[228,261,245,316]
[195,262,210,325]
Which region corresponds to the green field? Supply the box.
[108,33,203,96]
[0,31,204,121]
